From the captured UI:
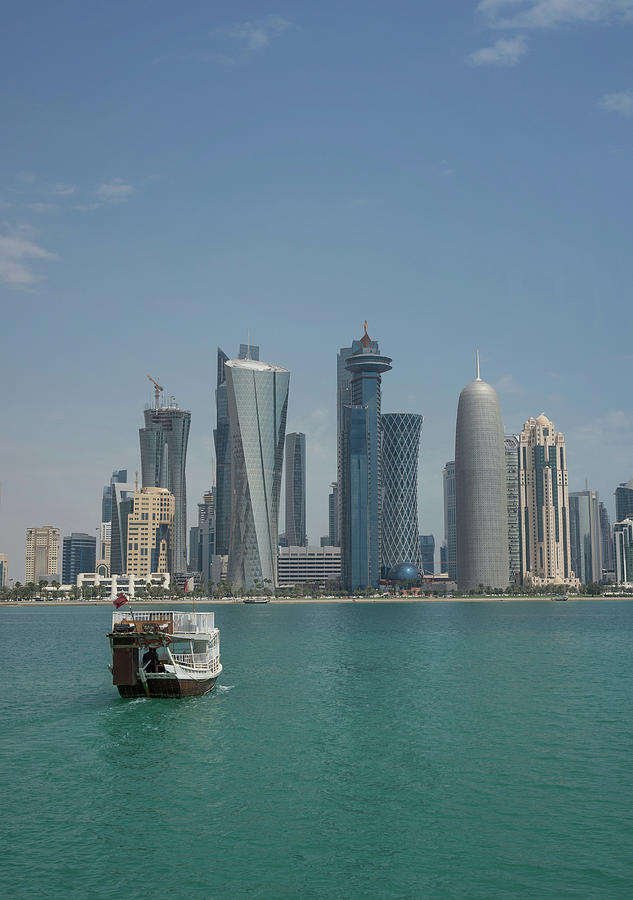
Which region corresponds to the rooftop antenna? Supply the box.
[475,350,481,381]
[147,374,164,410]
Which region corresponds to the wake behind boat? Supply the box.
[107,609,221,698]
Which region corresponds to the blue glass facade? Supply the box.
[340,325,391,591]
[62,533,96,585]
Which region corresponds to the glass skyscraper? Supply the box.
[599,501,615,575]
[102,469,128,525]
[569,490,602,584]
[615,479,633,523]
[215,343,259,556]
[139,402,191,574]
[380,413,423,576]
[62,533,96,585]
[285,432,307,546]
[455,359,509,591]
[420,535,435,575]
[340,324,391,591]
[226,357,289,589]
[328,482,338,546]
[109,478,136,575]
[614,519,633,585]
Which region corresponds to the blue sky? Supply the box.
[2,1,633,581]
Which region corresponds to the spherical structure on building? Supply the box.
[455,362,509,592]
[387,562,420,583]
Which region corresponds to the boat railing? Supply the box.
[171,651,221,675]
[112,610,215,633]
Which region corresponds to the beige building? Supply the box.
[126,487,175,578]
[0,553,8,589]
[518,415,579,588]
[25,526,60,583]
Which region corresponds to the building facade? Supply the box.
[226,357,289,590]
[569,490,602,585]
[0,554,7,588]
[336,346,354,549]
[615,479,633,523]
[420,535,435,575]
[614,519,633,585]
[599,501,615,578]
[328,482,339,546]
[109,478,136,575]
[125,487,175,578]
[455,360,509,591]
[277,545,341,586]
[381,413,423,576]
[505,435,521,584]
[139,401,190,575]
[100,469,128,566]
[62,533,97,585]
[442,460,457,581]
[340,324,392,592]
[215,343,260,557]
[518,414,577,587]
[198,489,215,585]
[285,432,307,547]
[25,526,60,583]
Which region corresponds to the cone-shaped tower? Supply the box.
[455,355,509,591]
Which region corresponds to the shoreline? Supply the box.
[1,596,632,608]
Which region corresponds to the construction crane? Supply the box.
[147,374,164,410]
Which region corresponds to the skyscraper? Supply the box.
[215,343,260,556]
[125,487,175,578]
[340,324,391,591]
[328,482,339,546]
[285,432,307,546]
[198,488,215,585]
[518,414,578,587]
[569,489,602,584]
[505,435,521,584]
[599,501,615,576]
[455,357,509,591]
[0,554,8,588]
[25,526,60,583]
[614,519,633,585]
[139,400,191,574]
[615,479,633,523]
[442,460,457,581]
[381,413,423,576]
[226,357,289,589]
[109,478,136,575]
[420,535,435,575]
[336,346,353,553]
[62,533,96,585]
[100,469,128,566]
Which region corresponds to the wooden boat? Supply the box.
[107,610,221,698]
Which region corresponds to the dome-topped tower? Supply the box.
[455,354,509,591]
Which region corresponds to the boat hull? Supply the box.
[117,674,218,699]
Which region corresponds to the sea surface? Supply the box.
[2,600,633,899]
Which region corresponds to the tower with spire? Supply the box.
[340,322,392,591]
[454,353,509,591]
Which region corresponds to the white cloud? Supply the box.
[495,374,523,394]
[469,35,528,65]
[23,202,54,213]
[477,0,633,29]
[228,14,290,51]
[50,183,77,196]
[0,232,57,286]
[599,89,633,115]
[96,178,135,203]
[15,172,37,185]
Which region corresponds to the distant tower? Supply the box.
[599,502,615,576]
[328,482,339,546]
[381,413,423,576]
[615,479,633,523]
[569,489,602,584]
[455,354,509,591]
[139,394,191,575]
[25,526,60,583]
[518,414,578,587]
[340,323,392,591]
[285,433,307,546]
[505,435,521,584]
[215,342,260,556]
[62,533,97,585]
[419,535,435,575]
[226,357,289,589]
[442,460,457,581]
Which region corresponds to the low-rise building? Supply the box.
[277,545,341,587]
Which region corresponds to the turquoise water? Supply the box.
[2,600,633,899]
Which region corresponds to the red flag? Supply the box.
[113,592,128,609]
